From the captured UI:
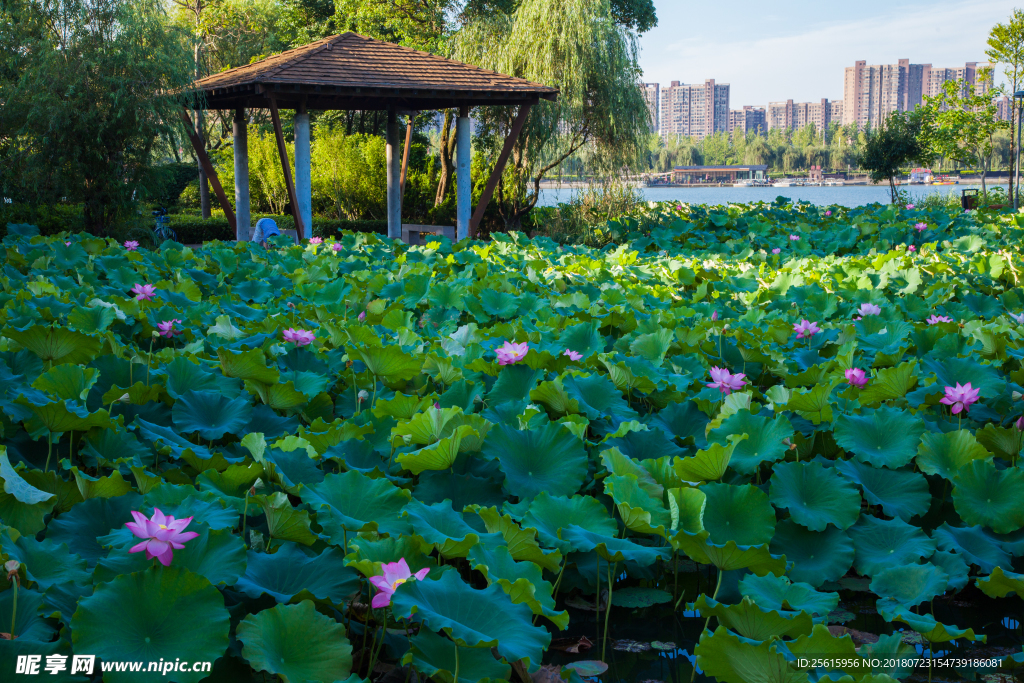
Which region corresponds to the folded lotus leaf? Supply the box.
[693,626,809,683]
[694,594,814,640]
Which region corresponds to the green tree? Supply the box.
[918,77,1010,196]
[453,0,651,229]
[859,110,930,203]
[0,0,195,234]
[987,9,1024,201]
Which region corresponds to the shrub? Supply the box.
[167,214,386,244]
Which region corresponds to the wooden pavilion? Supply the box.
[183,32,558,242]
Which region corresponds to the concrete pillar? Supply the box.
[386,108,402,240]
[232,108,250,241]
[456,106,471,240]
[293,104,313,239]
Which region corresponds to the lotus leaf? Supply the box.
[916,429,993,480]
[708,410,794,474]
[522,492,617,554]
[879,603,986,643]
[483,422,588,500]
[405,628,512,683]
[301,470,412,539]
[932,522,1011,572]
[235,542,359,603]
[238,600,353,683]
[171,389,253,440]
[833,406,925,468]
[738,573,839,617]
[833,459,930,522]
[952,459,1024,533]
[848,515,935,576]
[870,563,949,608]
[468,544,568,629]
[976,565,1024,599]
[694,594,814,640]
[694,626,809,683]
[769,461,861,531]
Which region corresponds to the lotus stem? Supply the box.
[550,554,568,601]
[673,550,678,602]
[368,607,387,675]
[44,431,52,472]
[10,573,17,639]
[602,560,617,662]
[146,336,155,386]
[242,491,248,548]
[353,368,359,416]
[453,642,460,683]
[691,568,724,683]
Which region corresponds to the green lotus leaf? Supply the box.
[558,321,605,358]
[610,586,673,608]
[833,406,925,468]
[406,500,493,559]
[870,563,949,608]
[405,628,512,683]
[975,422,1024,462]
[71,467,132,500]
[31,363,98,401]
[238,600,353,683]
[301,470,412,539]
[604,474,670,536]
[0,588,55,642]
[0,532,90,589]
[18,469,83,514]
[6,325,102,365]
[390,571,552,671]
[708,410,794,475]
[95,525,246,586]
[858,633,918,679]
[487,364,542,404]
[68,304,117,334]
[217,347,280,384]
[134,417,216,463]
[833,459,929,522]
[472,507,562,572]
[41,581,93,623]
[416,471,506,510]
[397,426,475,475]
[71,567,231,682]
[976,565,1024,599]
[695,594,814,640]
[932,523,1011,572]
[483,422,588,500]
[951,459,1024,534]
[20,398,110,435]
[738,573,839,618]
[391,406,463,445]
[373,392,434,421]
[45,493,141,564]
[667,486,707,534]
[674,435,747,482]
[562,373,637,423]
[0,632,84,681]
[159,356,238,400]
[703,482,776,546]
[344,535,434,579]
[559,524,671,566]
[929,549,970,592]
[142,487,239,530]
[784,624,870,681]
[769,520,854,587]
[848,515,935,576]
[246,379,310,410]
[255,491,317,546]
[916,429,993,480]
[859,360,918,404]
[468,544,568,629]
[879,603,985,644]
[355,345,422,381]
[171,389,253,440]
[600,447,663,498]
[786,382,836,425]
[769,461,861,531]
[196,462,264,512]
[530,378,581,417]
[673,531,788,575]
[1,453,55,506]
[522,492,618,554]
[235,542,359,603]
[694,626,809,683]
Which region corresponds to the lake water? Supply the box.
[536,183,1008,208]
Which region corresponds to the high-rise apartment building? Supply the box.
[660,79,730,140]
[728,106,766,135]
[767,100,795,131]
[843,59,990,128]
[642,83,660,132]
[768,99,839,133]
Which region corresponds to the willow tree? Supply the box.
[453,0,650,229]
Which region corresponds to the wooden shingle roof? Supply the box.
[194,32,558,111]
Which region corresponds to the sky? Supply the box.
[638,0,1014,106]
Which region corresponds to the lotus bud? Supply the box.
[473,394,483,405]
[1017,415,1024,431]
[117,393,131,404]
[1014,391,1022,401]
[152,330,160,338]
[402,434,413,446]
[5,559,20,581]
[358,390,369,402]
[288,302,296,309]
[722,324,730,331]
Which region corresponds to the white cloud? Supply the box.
[640,0,1012,105]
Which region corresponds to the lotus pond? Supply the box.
[2,201,1024,683]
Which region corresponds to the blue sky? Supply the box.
[637,0,1014,106]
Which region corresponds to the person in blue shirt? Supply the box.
[251,217,280,247]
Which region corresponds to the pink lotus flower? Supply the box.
[908,245,916,252]
[789,235,800,241]
[125,508,199,566]
[845,368,868,388]
[927,315,953,324]
[706,367,747,395]
[358,311,366,321]
[1010,312,1024,325]
[283,328,315,346]
[825,210,832,217]
[906,204,915,209]
[711,310,718,321]
[564,349,583,361]
[309,237,322,245]
[157,319,182,338]
[940,382,980,415]
[332,243,343,252]
[857,303,881,317]
[369,558,429,608]
[124,240,139,251]
[914,222,927,232]
[772,248,781,254]
[496,341,529,365]
[793,319,820,339]
[64,241,71,246]
[1017,415,1024,430]
[131,283,156,301]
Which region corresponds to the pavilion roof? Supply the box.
[193,32,558,111]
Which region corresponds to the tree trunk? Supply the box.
[434,110,455,206]
[196,109,211,218]
[1010,105,1016,203]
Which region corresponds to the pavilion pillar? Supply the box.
[456,106,471,241]
[294,104,313,239]
[233,108,251,241]
[386,108,402,240]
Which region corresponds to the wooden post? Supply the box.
[268,94,305,240]
[233,108,251,241]
[179,109,237,233]
[400,112,415,201]
[294,102,313,238]
[469,103,533,236]
[385,108,401,240]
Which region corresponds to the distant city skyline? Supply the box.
[638,0,1013,105]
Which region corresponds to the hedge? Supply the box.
[168,214,388,244]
